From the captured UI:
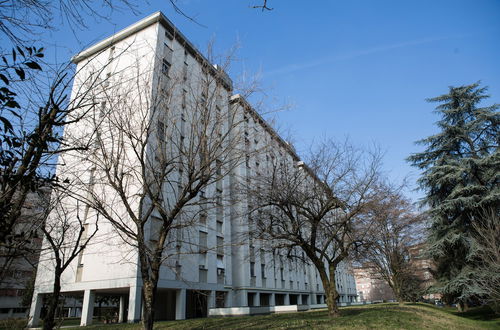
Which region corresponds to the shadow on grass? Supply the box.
[340,308,374,317]
[406,302,500,323]
[450,305,498,321]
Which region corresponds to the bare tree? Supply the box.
[247,138,382,317]
[0,0,138,45]
[0,46,115,329]
[37,188,99,330]
[0,58,108,314]
[473,209,500,314]
[360,183,426,304]
[6,60,113,330]
[0,53,111,248]
[64,41,250,330]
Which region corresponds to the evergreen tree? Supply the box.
[408,82,500,311]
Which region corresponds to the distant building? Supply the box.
[408,243,441,301]
[28,12,357,327]
[353,265,394,302]
[0,188,48,319]
[353,243,441,303]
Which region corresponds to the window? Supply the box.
[199,231,208,253]
[164,44,173,63]
[108,46,115,62]
[103,72,111,87]
[182,89,187,108]
[216,220,223,233]
[216,92,223,109]
[165,30,174,40]
[216,159,222,176]
[250,262,255,277]
[150,216,162,242]
[249,245,255,259]
[261,264,266,279]
[183,62,188,81]
[99,101,106,118]
[200,212,207,224]
[162,59,170,75]
[76,249,85,268]
[217,255,224,271]
[175,260,182,280]
[200,90,207,108]
[217,236,224,255]
[157,120,165,141]
[217,256,225,285]
[199,267,208,283]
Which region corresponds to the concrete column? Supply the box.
[67,307,72,317]
[208,290,216,309]
[80,289,95,326]
[254,292,260,307]
[128,285,142,323]
[232,289,247,307]
[175,289,186,320]
[269,293,276,306]
[27,292,43,327]
[284,293,290,305]
[118,295,126,323]
[225,290,233,307]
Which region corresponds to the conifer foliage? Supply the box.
[408,82,499,311]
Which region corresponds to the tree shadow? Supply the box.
[451,305,498,321]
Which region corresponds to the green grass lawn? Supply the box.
[4,303,499,330]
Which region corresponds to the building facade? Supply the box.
[28,12,356,327]
[408,244,440,301]
[353,265,394,302]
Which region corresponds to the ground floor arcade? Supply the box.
[28,285,355,327]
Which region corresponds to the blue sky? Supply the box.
[42,0,500,202]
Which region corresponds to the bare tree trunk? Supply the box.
[141,280,156,330]
[138,241,161,330]
[325,284,340,317]
[391,280,404,305]
[323,264,340,317]
[457,300,468,313]
[43,266,62,330]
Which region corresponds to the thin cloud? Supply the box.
[264,34,471,77]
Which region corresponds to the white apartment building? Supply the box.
[28,12,356,327]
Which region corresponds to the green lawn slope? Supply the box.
[5,303,499,330]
